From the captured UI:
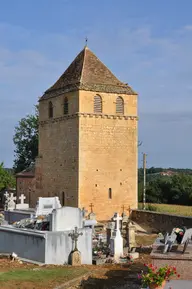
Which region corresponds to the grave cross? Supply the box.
[9,193,16,202]
[113,213,122,231]
[4,191,10,210]
[4,191,9,200]
[89,203,94,213]
[19,194,26,204]
[68,227,83,251]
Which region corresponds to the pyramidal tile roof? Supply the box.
[40,46,136,100]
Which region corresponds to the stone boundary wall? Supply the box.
[0,226,92,265]
[130,210,192,233]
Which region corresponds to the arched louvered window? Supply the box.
[116,96,124,114]
[48,101,53,118]
[64,97,68,115]
[94,95,102,113]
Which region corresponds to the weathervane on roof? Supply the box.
[85,37,88,47]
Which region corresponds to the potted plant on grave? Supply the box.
[138,263,180,289]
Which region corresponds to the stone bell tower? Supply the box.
[35,46,138,220]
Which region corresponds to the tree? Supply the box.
[139,172,192,206]
[0,163,16,191]
[13,106,38,173]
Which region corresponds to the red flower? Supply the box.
[177,274,180,278]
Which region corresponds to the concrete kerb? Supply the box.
[53,272,92,289]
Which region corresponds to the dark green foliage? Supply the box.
[0,163,16,190]
[13,106,38,173]
[138,167,192,206]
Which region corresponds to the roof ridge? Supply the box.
[79,46,87,83]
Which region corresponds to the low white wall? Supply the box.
[0,226,45,263]
[0,226,92,265]
[45,228,92,265]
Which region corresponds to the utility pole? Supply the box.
[143,153,147,210]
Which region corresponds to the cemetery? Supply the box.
[0,192,192,288]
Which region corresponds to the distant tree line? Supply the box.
[138,167,192,206]
[0,163,16,191]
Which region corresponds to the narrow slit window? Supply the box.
[116,96,124,114]
[94,95,102,113]
[64,97,68,115]
[48,101,53,118]
[109,188,112,199]
[62,191,65,206]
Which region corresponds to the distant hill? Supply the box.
[138,167,192,182]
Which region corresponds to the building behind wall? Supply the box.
[16,165,36,206]
[30,46,138,220]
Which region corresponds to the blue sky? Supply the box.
[1,0,192,168]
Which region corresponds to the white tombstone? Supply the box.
[50,206,83,231]
[110,213,123,262]
[35,197,61,216]
[16,194,29,210]
[7,193,16,211]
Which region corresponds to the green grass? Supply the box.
[0,267,88,283]
[138,203,192,216]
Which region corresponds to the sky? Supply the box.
[0,0,192,169]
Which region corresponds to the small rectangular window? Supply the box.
[109,188,112,199]
[64,97,68,115]
[62,191,65,206]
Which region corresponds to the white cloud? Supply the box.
[183,25,192,31]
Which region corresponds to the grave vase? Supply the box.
[149,280,166,289]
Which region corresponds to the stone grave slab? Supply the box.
[151,238,192,280]
[127,221,136,249]
[129,252,139,260]
[164,280,192,288]
[70,250,81,266]
[92,257,106,265]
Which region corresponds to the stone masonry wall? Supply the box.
[37,91,79,207]
[34,89,138,220]
[16,176,36,206]
[131,210,192,233]
[37,116,79,207]
[78,90,138,220]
